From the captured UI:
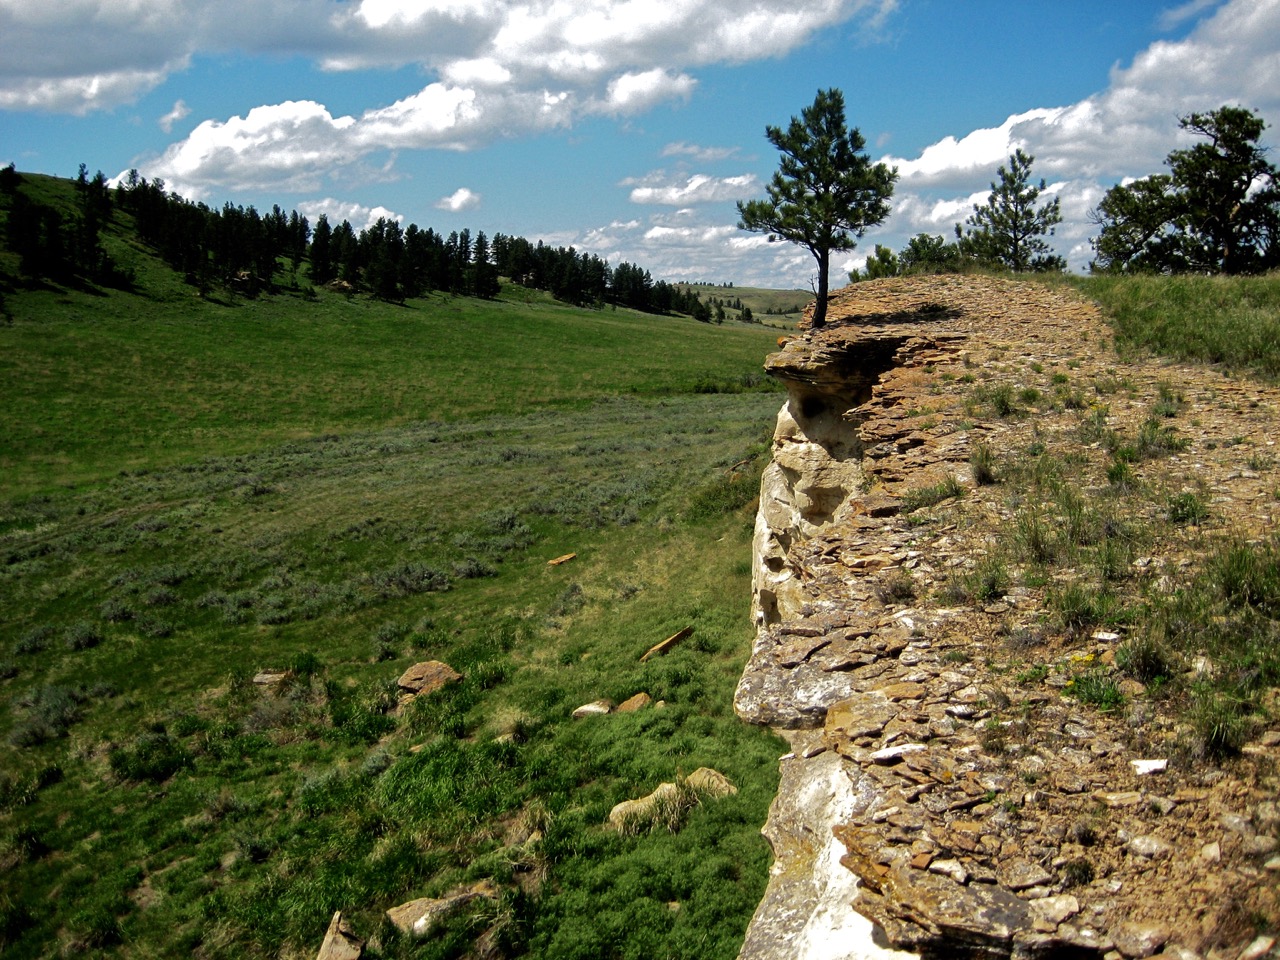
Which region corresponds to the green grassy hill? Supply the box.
[0,174,788,958]
[674,282,811,325]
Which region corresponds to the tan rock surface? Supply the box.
[737,276,1280,959]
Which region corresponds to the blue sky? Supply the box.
[3,0,1279,287]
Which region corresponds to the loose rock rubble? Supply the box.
[736,276,1279,959]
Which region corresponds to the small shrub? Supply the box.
[144,586,179,607]
[1117,632,1177,684]
[1209,539,1280,614]
[1188,685,1252,759]
[108,731,193,782]
[1167,491,1208,525]
[969,442,998,485]
[902,475,964,513]
[136,614,174,639]
[1062,857,1095,887]
[369,563,451,597]
[1015,510,1057,565]
[1065,670,1125,711]
[14,626,54,655]
[876,570,916,604]
[1135,418,1189,458]
[64,621,103,651]
[1107,458,1136,490]
[976,383,1018,417]
[1051,582,1113,633]
[99,598,134,622]
[454,557,498,579]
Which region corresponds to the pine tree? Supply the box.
[957,149,1064,272]
[738,88,897,327]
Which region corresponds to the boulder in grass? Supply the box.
[571,699,614,718]
[397,661,462,696]
[616,692,652,713]
[386,882,497,938]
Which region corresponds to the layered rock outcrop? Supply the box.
[736,277,1279,960]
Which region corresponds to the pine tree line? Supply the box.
[1,164,713,317]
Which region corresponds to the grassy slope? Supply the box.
[1067,272,1280,381]
[2,262,789,498]
[0,178,788,959]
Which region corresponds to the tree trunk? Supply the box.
[811,248,829,328]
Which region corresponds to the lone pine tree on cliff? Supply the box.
[737,87,897,328]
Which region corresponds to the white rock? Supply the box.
[571,699,613,718]
[1130,759,1168,776]
[869,743,926,764]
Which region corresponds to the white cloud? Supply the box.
[297,198,404,230]
[626,172,759,205]
[158,98,190,132]
[1157,0,1220,31]
[435,187,480,212]
[5,0,897,198]
[661,142,740,163]
[597,68,695,114]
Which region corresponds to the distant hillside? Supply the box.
[0,166,798,325]
[674,282,811,325]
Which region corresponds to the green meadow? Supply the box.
[0,204,792,958]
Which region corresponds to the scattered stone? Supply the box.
[878,681,926,701]
[1129,759,1167,776]
[1238,936,1277,960]
[316,910,363,960]
[1111,922,1169,958]
[927,858,967,883]
[1030,894,1080,927]
[823,695,897,741]
[615,692,652,712]
[641,626,693,662]
[397,661,462,695]
[253,670,290,685]
[869,742,926,764]
[571,699,613,718]
[608,782,683,832]
[1127,835,1173,860]
[1200,841,1221,863]
[1094,790,1144,808]
[998,859,1053,891]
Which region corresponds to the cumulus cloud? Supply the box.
[5,0,896,197]
[435,187,480,212]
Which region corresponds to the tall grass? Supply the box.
[1071,273,1280,380]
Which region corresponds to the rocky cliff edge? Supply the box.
[735,276,1279,960]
